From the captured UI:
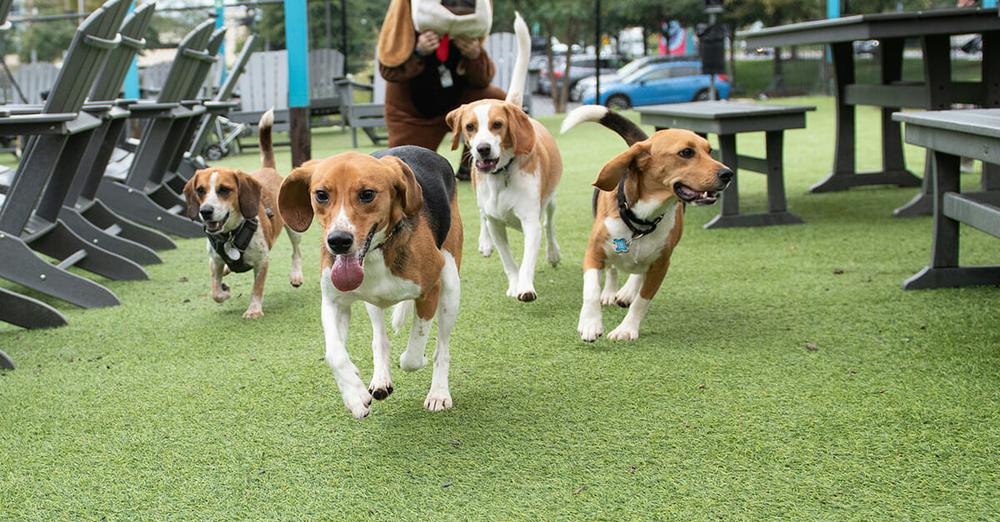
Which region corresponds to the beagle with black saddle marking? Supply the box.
[278,145,463,420]
[183,110,305,319]
[561,105,733,342]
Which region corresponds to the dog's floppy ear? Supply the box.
[236,171,262,219]
[505,105,535,156]
[594,141,651,192]
[279,162,317,233]
[381,155,423,218]
[182,173,202,220]
[445,106,465,151]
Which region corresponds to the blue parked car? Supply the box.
[581,61,731,109]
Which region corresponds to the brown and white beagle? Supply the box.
[561,106,733,341]
[278,146,463,419]
[182,110,305,319]
[445,13,563,302]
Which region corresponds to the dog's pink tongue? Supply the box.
[330,255,364,292]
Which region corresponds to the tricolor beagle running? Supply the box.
[445,13,562,302]
[561,106,733,342]
[183,110,305,319]
[278,146,463,419]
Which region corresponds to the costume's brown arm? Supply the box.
[379,54,426,83]
[458,50,496,88]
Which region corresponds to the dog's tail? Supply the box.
[560,105,648,146]
[390,300,414,335]
[504,12,531,108]
[258,108,275,169]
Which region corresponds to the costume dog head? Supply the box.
[378,0,493,68]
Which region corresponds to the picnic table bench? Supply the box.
[740,7,1000,217]
[638,101,814,229]
[894,109,1000,290]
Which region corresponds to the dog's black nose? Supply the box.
[476,143,492,158]
[199,206,214,220]
[326,231,354,254]
[717,168,734,183]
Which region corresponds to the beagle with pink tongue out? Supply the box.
[279,146,463,419]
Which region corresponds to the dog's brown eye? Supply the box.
[679,148,695,159]
[217,186,232,195]
[315,190,329,204]
[492,121,503,130]
[196,187,205,196]
[465,123,475,132]
[358,189,376,203]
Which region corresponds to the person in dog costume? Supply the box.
[378,0,506,178]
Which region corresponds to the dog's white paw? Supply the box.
[578,317,604,342]
[399,351,427,372]
[607,323,639,341]
[368,375,394,401]
[614,288,638,308]
[479,240,493,257]
[290,271,304,288]
[212,283,231,303]
[600,290,618,306]
[424,389,453,412]
[547,245,561,267]
[341,380,373,419]
[242,306,263,320]
[505,282,519,298]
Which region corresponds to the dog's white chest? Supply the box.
[324,251,422,308]
[476,167,541,228]
[602,202,677,273]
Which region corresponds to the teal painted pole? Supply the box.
[827,0,841,19]
[215,0,227,85]
[285,0,310,108]
[985,0,997,8]
[123,1,140,98]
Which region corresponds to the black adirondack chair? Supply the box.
[0,0,68,334]
[96,21,222,238]
[0,0,132,311]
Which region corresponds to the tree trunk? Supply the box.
[641,26,648,56]
[768,46,785,94]
[728,25,736,89]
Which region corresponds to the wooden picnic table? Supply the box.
[893,108,1000,289]
[740,7,1000,217]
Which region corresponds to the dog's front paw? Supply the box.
[212,286,231,303]
[517,291,537,302]
[399,351,427,372]
[242,307,264,320]
[290,271,304,288]
[424,389,453,412]
[369,376,394,401]
[578,317,604,342]
[607,323,639,341]
[341,381,373,419]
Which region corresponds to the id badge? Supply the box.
[225,242,241,261]
[438,65,454,88]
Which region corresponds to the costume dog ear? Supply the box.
[381,155,423,218]
[377,0,416,68]
[279,162,318,233]
[445,106,466,151]
[594,141,651,192]
[236,171,262,219]
[505,104,535,156]
[182,173,203,220]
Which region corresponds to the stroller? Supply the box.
[200,114,250,161]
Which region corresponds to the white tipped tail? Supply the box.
[258,108,275,169]
[505,12,531,108]
[561,105,609,134]
[391,300,414,335]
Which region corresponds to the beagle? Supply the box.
[561,106,733,341]
[445,12,562,302]
[183,110,305,319]
[278,146,463,419]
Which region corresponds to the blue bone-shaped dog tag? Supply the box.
[612,238,629,254]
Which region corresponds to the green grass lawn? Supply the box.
[1,97,999,519]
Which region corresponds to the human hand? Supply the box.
[453,37,482,59]
[415,31,440,56]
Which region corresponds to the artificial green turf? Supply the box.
[1,97,998,519]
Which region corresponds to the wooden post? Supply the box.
[285,0,311,168]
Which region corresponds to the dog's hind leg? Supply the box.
[425,252,460,412]
[600,268,619,306]
[390,300,414,335]
[401,290,439,372]
[486,218,521,299]
[366,303,394,401]
[478,209,493,257]
[615,273,645,308]
[544,198,560,267]
[286,227,304,288]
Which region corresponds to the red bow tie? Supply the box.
[437,33,450,62]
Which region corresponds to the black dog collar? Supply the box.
[207,218,258,273]
[616,175,662,240]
